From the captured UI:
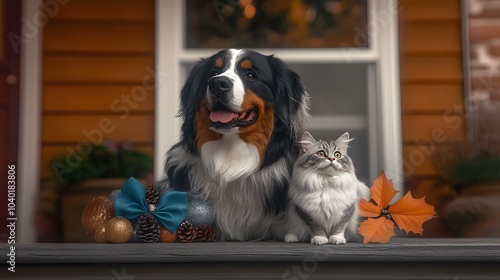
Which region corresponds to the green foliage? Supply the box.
[433,99,500,194]
[116,149,154,179]
[51,141,153,187]
[448,155,500,188]
[434,137,500,190]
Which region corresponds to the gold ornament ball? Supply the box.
[94,224,108,243]
[105,217,133,243]
[159,227,177,243]
[81,196,115,237]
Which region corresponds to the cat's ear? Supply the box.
[300,131,316,153]
[334,132,351,154]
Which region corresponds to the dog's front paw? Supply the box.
[284,234,299,243]
[311,236,328,245]
[328,235,346,245]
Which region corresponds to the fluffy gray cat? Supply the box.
[284,131,369,245]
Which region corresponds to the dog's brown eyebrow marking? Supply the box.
[240,59,252,69]
[215,57,223,67]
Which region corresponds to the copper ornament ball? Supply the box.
[105,217,133,243]
[94,224,108,243]
[159,227,177,243]
[81,196,115,237]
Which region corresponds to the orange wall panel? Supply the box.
[398,0,461,22]
[42,115,154,144]
[44,23,154,53]
[400,56,463,83]
[52,0,154,22]
[401,84,464,113]
[398,0,466,203]
[402,115,466,143]
[399,22,462,54]
[41,0,155,180]
[43,56,154,83]
[43,85,154,113]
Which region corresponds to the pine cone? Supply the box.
[146,185,160,205]
[195,224,216,242]
[176,221,196,242]
[136,214,160,243]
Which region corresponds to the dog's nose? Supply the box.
[208,76,233,94]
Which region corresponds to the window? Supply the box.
[185,0,368,49]
[155,0,402,189]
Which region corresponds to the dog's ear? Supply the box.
[179,58,211,155]
[179,58,209,119]
[262,56,308,166]
[271,56,307,134]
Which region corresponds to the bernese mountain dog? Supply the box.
[163,49,310,241]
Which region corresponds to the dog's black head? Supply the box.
[178,49,309,167]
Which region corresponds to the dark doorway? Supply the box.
[0,0,21,241]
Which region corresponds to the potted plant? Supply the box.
[433,96,500,237]
[45,140,154,242]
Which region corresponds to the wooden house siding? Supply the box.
[398,0,466,189]
[40,0,155,179]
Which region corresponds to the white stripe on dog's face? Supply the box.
[207,49,245,112]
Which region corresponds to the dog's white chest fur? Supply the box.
[200,134,261,184]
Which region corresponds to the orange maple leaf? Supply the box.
[358,170,435,244]
[358,218,396,244]
[390,191,435,235]
[368,170,398,209]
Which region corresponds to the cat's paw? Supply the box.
[310,236,328,245]
[284,234,299,243]
[328,235,346,245]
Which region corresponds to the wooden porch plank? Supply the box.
[4,239,500,264]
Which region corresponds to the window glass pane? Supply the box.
[185,0,368,49]
[288,63,368,115]
[291,63,371,183]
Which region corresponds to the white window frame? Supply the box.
[155,0,403,191]
[18,0,43,243]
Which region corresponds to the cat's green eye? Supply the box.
[334,151,342,159]
[316,151,327,158]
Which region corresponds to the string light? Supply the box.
[244,4,256,19]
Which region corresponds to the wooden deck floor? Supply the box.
[1,238,500,279]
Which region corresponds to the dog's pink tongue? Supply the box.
[210,111,238,123]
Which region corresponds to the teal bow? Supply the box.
[114,177,187,232]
